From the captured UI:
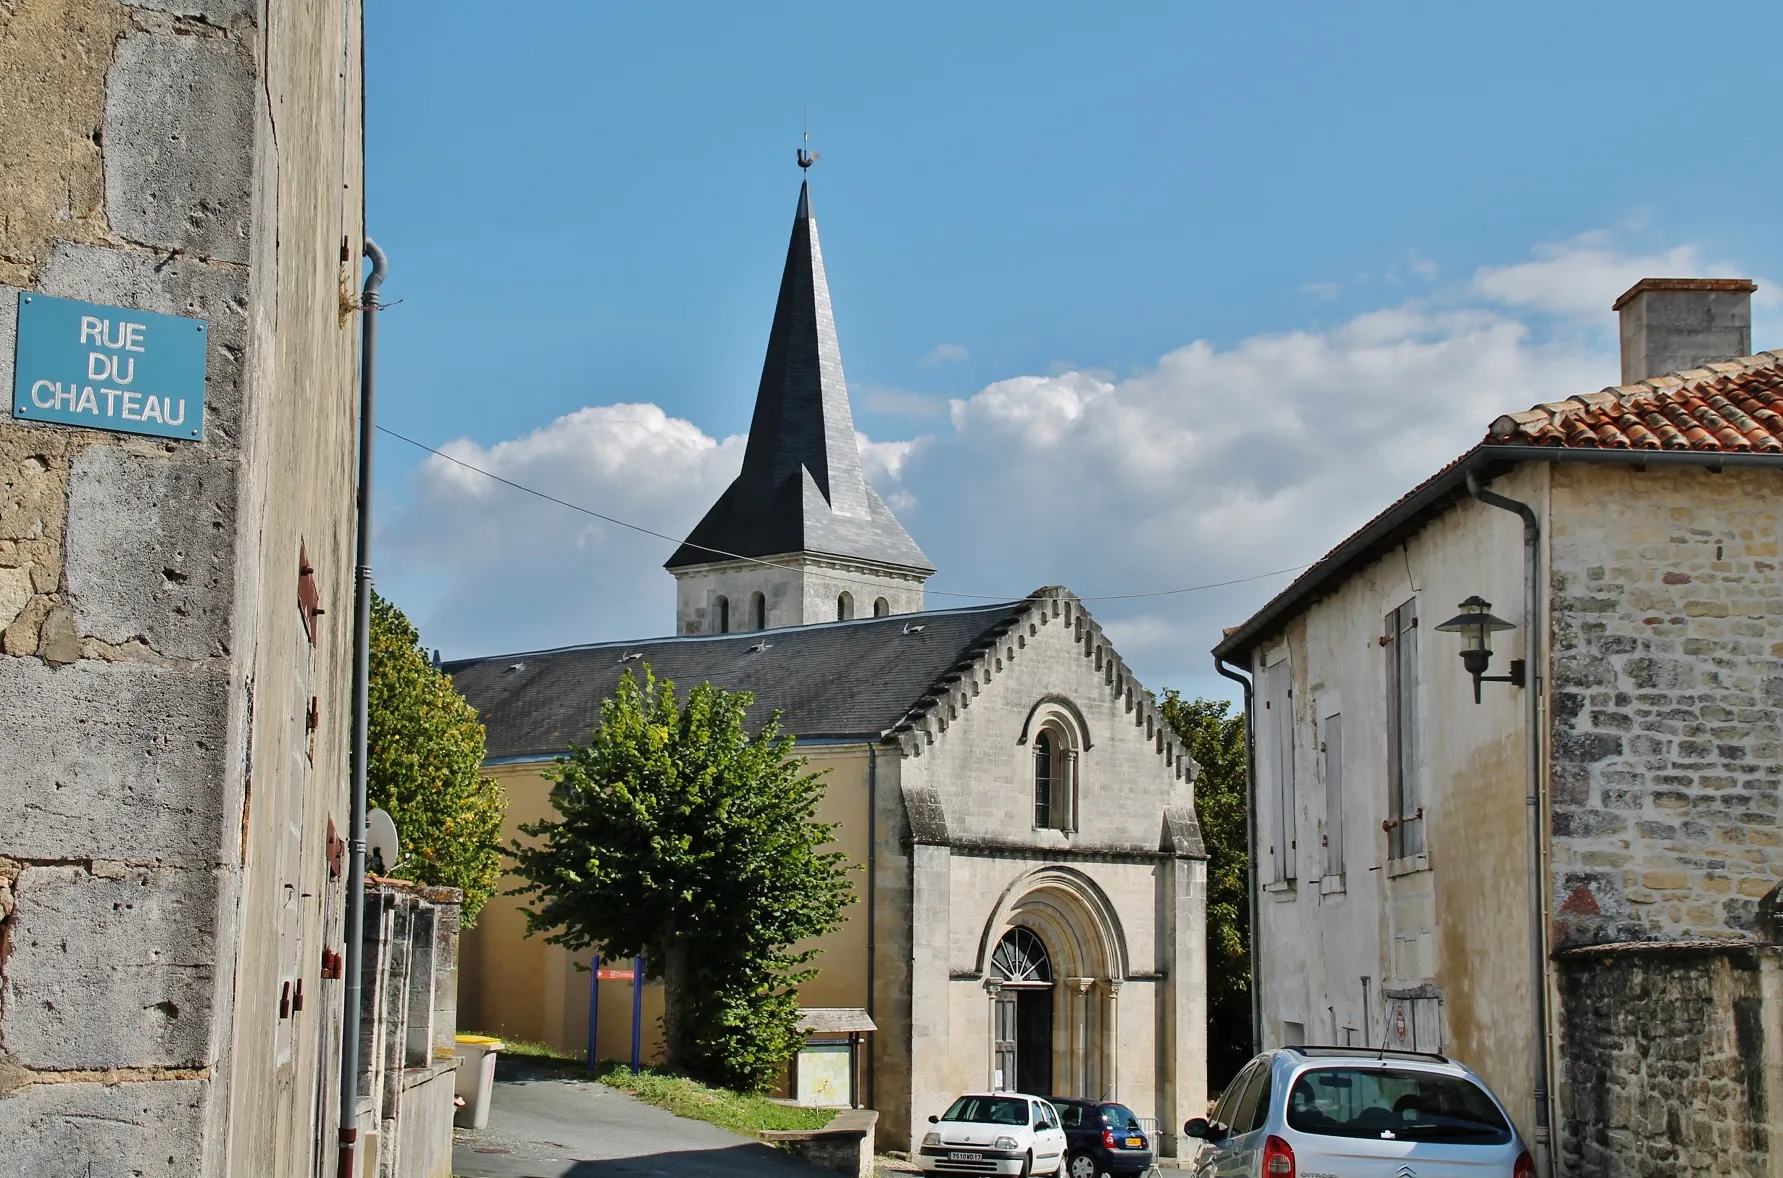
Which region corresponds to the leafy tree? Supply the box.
[368,591,507,925]
[511,667,854,1092]
[1160,692,1252,1087]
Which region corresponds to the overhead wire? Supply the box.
[375,424,1311,604]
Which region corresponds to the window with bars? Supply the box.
[1384,599,1422,859]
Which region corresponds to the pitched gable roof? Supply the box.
[665,181,932,573]
[1215,352,1783,662]
[446,588,1194,785]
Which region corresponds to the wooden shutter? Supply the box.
[1323,713,1344,877]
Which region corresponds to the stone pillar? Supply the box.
[1102,980,1123,1101]
[1067,978,1096,1097]
[984,979,1005,1091]
[908,841,952,1146]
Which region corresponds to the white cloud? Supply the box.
[1472,232,1733,319]
[383,233,1739,698]
[858,384,948,417]
[922,342,970,366]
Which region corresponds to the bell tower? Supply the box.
[665,176,933,634]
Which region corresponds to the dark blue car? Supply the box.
[1045,1099,1153,1178]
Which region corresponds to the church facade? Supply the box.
[449,179,1208,1154]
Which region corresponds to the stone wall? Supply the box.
[0,1,368,1175]
[1547,462,1783,946]
[1556,942,1780,1176]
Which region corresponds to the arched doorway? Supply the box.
[991,928,1053,1095]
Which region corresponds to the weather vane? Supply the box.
[799,114,820,170]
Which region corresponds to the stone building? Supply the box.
[0,3,454,1175]
[1213,277,1783,1175]
[450,179,1209,1155]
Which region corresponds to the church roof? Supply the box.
[445,599,1029,759]
[664,182,933,573]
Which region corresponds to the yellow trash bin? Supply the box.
[453,1035,503,1129]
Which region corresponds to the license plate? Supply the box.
[949,1152,983,1161]
[1126,1137,1143,1148]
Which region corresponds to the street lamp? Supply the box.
[1434,595,1525,704]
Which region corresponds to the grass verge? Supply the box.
[460,1033,835,1137]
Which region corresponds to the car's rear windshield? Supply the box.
[943,1096,1030,1125]
[1102,1105,1140,1129]
[1286,1068,1512,1145]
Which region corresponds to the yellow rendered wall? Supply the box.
[457,745,875,1062]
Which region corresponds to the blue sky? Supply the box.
[367,1,1783,701]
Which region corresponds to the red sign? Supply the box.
[596,968,636,981]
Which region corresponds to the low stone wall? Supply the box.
[761,1109,878,1178]
[1557,941,1779,1175]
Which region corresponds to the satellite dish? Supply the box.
[366,809,400,876]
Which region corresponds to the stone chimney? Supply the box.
[1614,277,1756,384]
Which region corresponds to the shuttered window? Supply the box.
[1384,600,1422,859]
[1323,713,1344,877]
[1263,659,1296,882]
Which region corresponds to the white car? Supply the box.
[1185,1046,1533,1178]
[917,1092,1069,1176]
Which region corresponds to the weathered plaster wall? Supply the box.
[1546,462,1783,947]
[0,1,366,1175]
[1246,463,1543,1139]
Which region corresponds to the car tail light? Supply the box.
[1102,1128,1117,1149]
[1515,1151,1535,1178]
[1263,1135,1295,1178]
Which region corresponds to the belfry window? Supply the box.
[838,592,854,621]
[873,597,890,617]
[715,595,730,634]
[751,591,767,631]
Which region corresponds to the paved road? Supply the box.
[451,1061,835,1178]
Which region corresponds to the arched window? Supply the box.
[715,595,730,634]
[1033,731,1055,828]
[1029,718,1079,832]
[873,597,890,617]
[838,592,854,621]
[750,591,767,631]
[992,927,1052,985]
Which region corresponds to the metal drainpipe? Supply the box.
[865,742,878,1110]
[338,238,386,1178]
[1214,655,1261,1056]
[1466,469,1554,1178]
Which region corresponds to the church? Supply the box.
[449,176,1209,1155]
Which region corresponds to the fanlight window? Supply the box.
[992,928,1052,987]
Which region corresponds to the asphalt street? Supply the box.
[450,1061,836,1178]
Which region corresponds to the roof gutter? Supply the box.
[1213,655,1261,1057]
[1213,442,1783,662]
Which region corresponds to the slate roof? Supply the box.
[444,600,1030,760]
[1486,352,1783,452]
[665,182,933,574]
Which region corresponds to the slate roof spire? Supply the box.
[666,180,933,573]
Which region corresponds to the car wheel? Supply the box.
[1064,1151,1098,1178]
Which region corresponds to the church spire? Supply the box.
[665,178,932,584]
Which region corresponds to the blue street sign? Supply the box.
[12,292,207,441]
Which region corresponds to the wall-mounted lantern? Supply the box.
[1434,595,1525,704]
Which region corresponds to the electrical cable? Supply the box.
[375,424,1311,604]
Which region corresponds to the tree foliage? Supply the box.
[368,591,507,925]
[1160,692,1252,1087]
[510,668,854,1093]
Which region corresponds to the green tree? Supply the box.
[1159,692,1252,1087]
[511,668,854,1092]
[368,591,507,925]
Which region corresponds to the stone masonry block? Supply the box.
[103,32,253,264]
[38,244,250,445]
[0,1077,208,1177]
[0,657,229,863]
[125,0,258,23]
[2,865,219,1069]
[64,445,238,660]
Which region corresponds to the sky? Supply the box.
[365,1,1783,704]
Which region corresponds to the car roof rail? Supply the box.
[1281,1044,1452,1064]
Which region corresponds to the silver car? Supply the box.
[1184,1047,1533,1178]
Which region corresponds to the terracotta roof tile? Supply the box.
[1485,352,1783,452]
